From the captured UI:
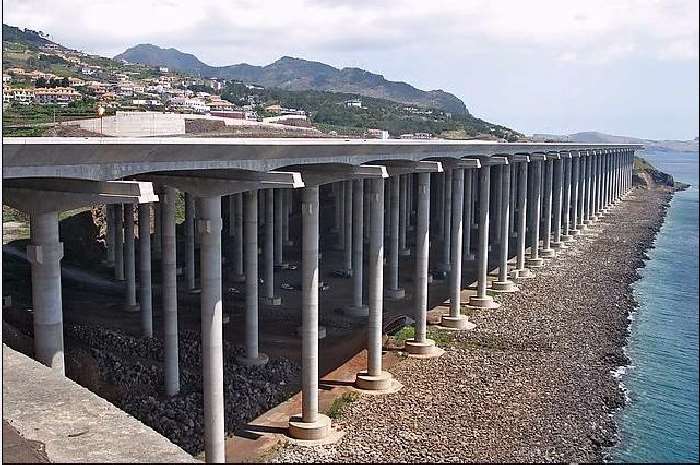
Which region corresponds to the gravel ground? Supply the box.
[272,186,673,463]
[61,324,301,455]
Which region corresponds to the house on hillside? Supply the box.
[344,98,363,108]
[33,87,82,106]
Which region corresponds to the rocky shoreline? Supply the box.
[272,185,674,463]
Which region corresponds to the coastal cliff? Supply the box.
[634,156,691,192]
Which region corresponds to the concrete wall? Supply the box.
[2,345,197,463]
[76,112,186,137]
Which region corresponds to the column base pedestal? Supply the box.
[440,314,476,330]
[467,294,501,309]
[123,303,140,313]
[488,280,518,293]
[342,304,369,317]
[236,352,269,367]
[262,296,282,306]
[540,248,555,258]
[560,234,574,243]
[551,241,564,249]
[288,414,331,441]
[525,257,544,268]
[405,338,442,357]
[385,288,406,300]
[355,370,393,391]
[512,267,535,280]
[576,223,587,231]
[399,248,411,256]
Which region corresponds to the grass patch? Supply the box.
[326,391,361,419]
[426,327,456,346]
[392,325,415,343]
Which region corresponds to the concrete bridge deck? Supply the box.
[2,344,197,463]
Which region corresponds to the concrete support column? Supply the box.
[571,156,581,234]
[196,196,225,463]
[138,204,153,337]
[28,210,65,374]
[469,164,499,309]
[263,189,280,306]
[152,203,162,259]
[439,169,453,273]
[561,155,573,241]
[463,169,475,261]
[493,166,502,245]
[185,193,197,292]
[399,174,410,256]
[407,173,414,231]
[114,204,124,281]
[509,167,517,238]
[230,194,245,282]
[336,182,345,249]
[590,152,598,221]
[289,186,331,439]
[491,163,517,293]
[363,181,370,244]
[386,176,405,299]
[161,186,180,397]
[283,189,292,246]
[240,190,269,365]
[275,189,284,268]
[345,180,367,316]
[540,158,555,258]
[343,181,353,273]
[551,157,564,248]
[585,153,593,223]
[405,173,439,356]
[513,161,533,279]
[443,168,472,327]
[384,181,390,239]
[576,153,587,231]
[106,205,115,264]
[124,204,138,311]
[355,177,395,390]
[436,172,445,238]
[526,159,544,267]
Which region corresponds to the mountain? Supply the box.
[114,44,468,115]
[531,131,699,153]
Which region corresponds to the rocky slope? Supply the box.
[114,45,468,115]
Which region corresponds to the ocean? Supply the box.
[610,149,700,462]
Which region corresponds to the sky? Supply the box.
[3,0,699,140]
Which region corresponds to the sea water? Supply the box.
[611,150,699,462]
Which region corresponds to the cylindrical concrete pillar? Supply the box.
[492,163,516,292]
[436,172,445,238]
[346,179,366,316]
[405,172,436,355]
[241,190,269,364]
[161,186,179,397]
[363,180,370,244]
[576,153,587,230]
[571,155,580,233]
[509,167,517,237]
[551,157,564,247]
[283,189,292,246]
[526,159,544,267]
[106,205,115,264]
[384,180,390,239]
[275,189,284,267]
[355,177,395,391]
[443,168,469,327]
[185,193,196,291]
[231,193,244,281]
[289,186,331,440]
[386,176,405,299]
[493,165,502,245]
[463,169,475,261]
[540,158,554,257]
[561,155,573,240]
[336,183,345,248]
[343,181,353,273]
[399,174,410,256]
[152,203,162,259]
[469,164,499,308]
[28,210,65,374]
[197,195,225,463]
[114,204,124,281]
[138,204,153,337]
[513,160,533,279]
[263,189,279,306]
[124,204,138,310]
[440,169,453,272]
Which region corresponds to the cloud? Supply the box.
[2,0,697,65]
